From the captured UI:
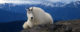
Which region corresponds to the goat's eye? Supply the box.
[31,9,32,11]
[28,9,31,11]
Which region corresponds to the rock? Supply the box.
[21,24,54,32]
[21,19,80,32]
[55,19,80,32]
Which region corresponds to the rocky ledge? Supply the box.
[21,19,80,32]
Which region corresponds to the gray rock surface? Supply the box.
[21,24,54,32]
[21,19,80,32]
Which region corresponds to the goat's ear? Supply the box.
[31,7,33,11]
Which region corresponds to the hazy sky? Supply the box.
[0,0,80,7]
[0,0,80,3]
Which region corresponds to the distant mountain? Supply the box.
[0,21,25,32]
[64,1,80,8]
[0,1,80,22]
[0,8,27,22]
